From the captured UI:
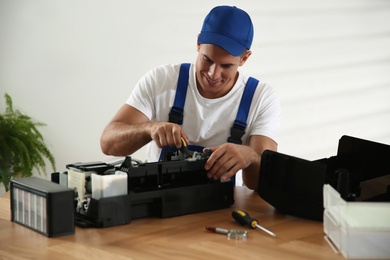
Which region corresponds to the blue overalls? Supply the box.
[160,63,259,167]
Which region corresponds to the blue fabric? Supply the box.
[170,63,191,123]
[161,63,259,185]
[198,6,254,56]
[234,77,259,128]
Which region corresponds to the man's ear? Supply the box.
[239,50,252,66]
[196,34,201,51]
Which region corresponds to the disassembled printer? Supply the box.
[51,147,234,228]
[258,135,390,221]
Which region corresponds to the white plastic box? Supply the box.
[323,184,390,259]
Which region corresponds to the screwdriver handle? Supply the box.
[232,209,258,229]
[232,209,277,237]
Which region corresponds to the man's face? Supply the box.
[195,43,250,99]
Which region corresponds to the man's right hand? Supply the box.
[150,122,189,149]
[101,104,189,156]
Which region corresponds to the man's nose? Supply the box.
[208,64,221,79]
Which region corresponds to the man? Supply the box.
[100,6,281,191]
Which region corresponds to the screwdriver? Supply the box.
[179,137,193,159]
[232,209,276,237]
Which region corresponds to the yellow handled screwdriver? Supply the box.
[232,209,276,237]
[179,137,193,159]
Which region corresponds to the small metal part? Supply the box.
[227,230,248,240]
[205,226,248,240]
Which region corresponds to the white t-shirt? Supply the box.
[127,63,281,162]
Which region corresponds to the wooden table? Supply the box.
[0,186,342,260]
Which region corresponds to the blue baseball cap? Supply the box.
[198,6,254,56]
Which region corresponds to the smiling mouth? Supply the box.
[203,73,222,86]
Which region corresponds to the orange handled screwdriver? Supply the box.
[232,209,276,237]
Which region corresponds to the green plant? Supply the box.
[0,93,56,191]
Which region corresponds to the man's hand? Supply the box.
[203,135,277,191]
[150,122,189,149]
[204,143,258,181]
[101,104,190,156]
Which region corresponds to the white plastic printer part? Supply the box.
[323,184,390,259]
[92,171,127,200]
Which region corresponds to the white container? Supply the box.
[323,184,390,259]
[91,172,127,200]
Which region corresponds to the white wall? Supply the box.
[1,0,390,195]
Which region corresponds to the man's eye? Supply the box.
[203,56,212,62]
[221,64,232,69]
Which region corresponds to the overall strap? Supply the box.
[168,63,191,125]
[227,77,259,144]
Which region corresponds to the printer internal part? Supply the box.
[52,147,234,228]
[118,150,216,193]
